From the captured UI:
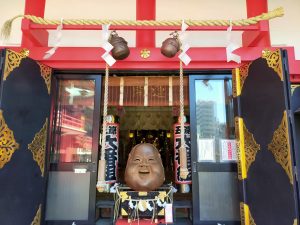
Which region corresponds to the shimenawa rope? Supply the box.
[1,7,284,39]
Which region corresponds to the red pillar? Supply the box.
[136,0,155,48]
[22,0,48,47]
[246,0,268,17]
[243,0,270,47]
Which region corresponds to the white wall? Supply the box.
[0,0,299,59]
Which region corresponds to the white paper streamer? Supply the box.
[101,24,116,66]
[138,201,146,212]
[43,18,63,59]
[146,201,153,211]
[109,183,118,193]
[129,200,134,209]
[178,20,191,66]
[226,21,241,63]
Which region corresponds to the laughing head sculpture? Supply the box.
[125,143,165,191]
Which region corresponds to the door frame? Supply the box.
[44,73,101,225]
[189,73,240,225]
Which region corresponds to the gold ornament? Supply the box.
[140,49,150,59]
[0,110,19,169]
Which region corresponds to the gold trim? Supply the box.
[244,122,261,177]
[0,110,19,169]
[28,118,48,177]
[232,68,238,97]
[262,49,283,81]
[240,202,256,225]
[30,204,41,225]
[294,219,298,225]
[20,48,30,57]
[268,111,294,184]
[235,117,242,180]
[121,208,128,216]
[239,62,251,94]
[138,192,147,196]
[3,49,27,81]
[291,85,300,96]
[240,202,245,225]
[158,191,167,201]
[236,117,260,179]
[37,63,52,95]
[120,192,129,202]
[140,49,150,59]
[158,208,164,216]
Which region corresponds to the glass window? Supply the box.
[195,79,235,162]
[51,80,95,163]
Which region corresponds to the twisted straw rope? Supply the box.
[1,7,284,39]
[100,63,109,161]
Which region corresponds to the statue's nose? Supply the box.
[139,158,148,166]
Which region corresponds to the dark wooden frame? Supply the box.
[44,73,101,225]
[189,74,240,225]
[281,49,300,221]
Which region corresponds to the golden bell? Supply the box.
[109,31,130,60]
[161,32,180,58]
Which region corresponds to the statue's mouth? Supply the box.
[139,169,150,174]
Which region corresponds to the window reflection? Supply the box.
[51,80,95,163]
[195,79,235,162]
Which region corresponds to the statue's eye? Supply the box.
[134,158,141,162]
[148,158,154,162]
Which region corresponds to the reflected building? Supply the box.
[196,100,217,138]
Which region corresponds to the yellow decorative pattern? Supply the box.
[37,63,52,95]
[268,111,293,184]
[239,62,251,94]
[262,49,283,81]
[0,110,19,169]
[30,204,41,225]
[120,192,129,202]
[234,117,243,179]
[291,85,300,96]
[3,49,26,81]
[244,122,261,177]
[240,202,256,225]
[232,69,237,97]
[121,208,128,216]
[235,117,240,140]
[28,118,48,177]
[240,202,246,225]
[140,49,150,59]
[158,191,167,201]
[235,117,260,179]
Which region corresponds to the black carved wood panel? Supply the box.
[0,49,52,225]
[233,49,298,225]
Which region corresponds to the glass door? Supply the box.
[189,75,240,225]
[45,75,101,225]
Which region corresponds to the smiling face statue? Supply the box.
[125,143,165,191]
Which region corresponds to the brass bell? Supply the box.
[161,31,180,58]
[109,31,130,60]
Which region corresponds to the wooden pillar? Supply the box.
[243,0,270,47]
[22,0,48,47]
[246,0,268,17]
[136,0,155,47]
